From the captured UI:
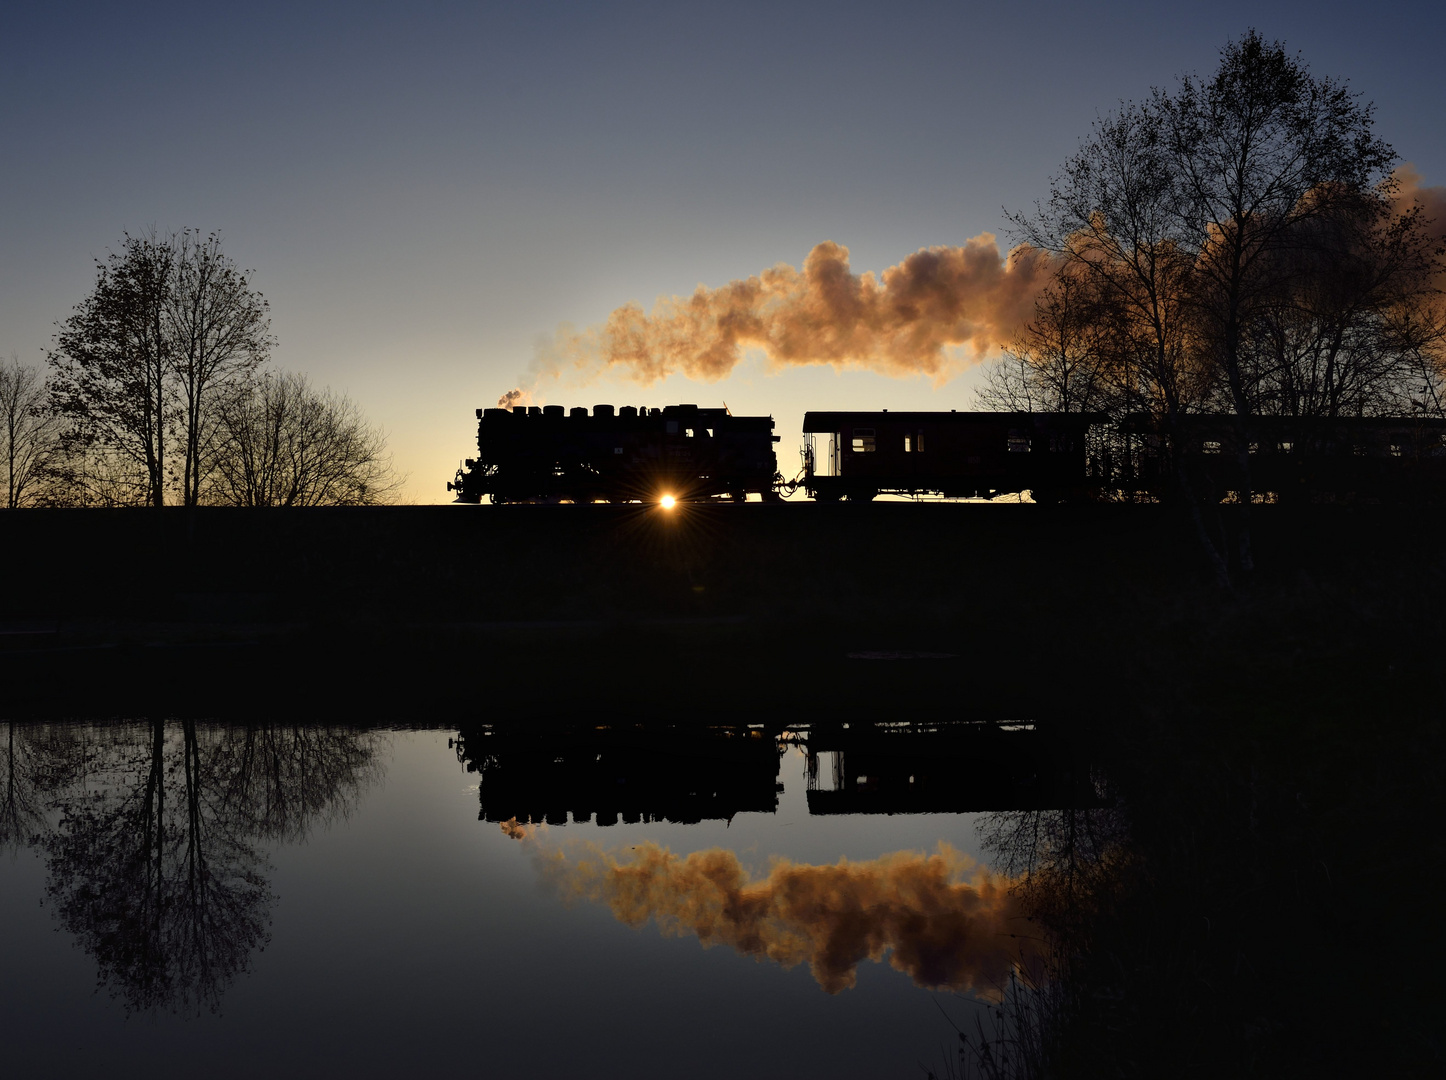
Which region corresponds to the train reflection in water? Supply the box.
[452,725,783,825]
[451,720,1108,826]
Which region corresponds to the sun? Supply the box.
[659,494,677,510]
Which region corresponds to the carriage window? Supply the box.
[851,429,875,452]
[904,435,912,452]
[666,421,679,434]
[1390,444,1403,457]
[917,430,924,453]
[1007,434,1030,453]
[1279,441,1293,453]
[1203,440,1222,453]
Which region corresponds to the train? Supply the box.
[451,720,1107,825]
[448,402,1446,504]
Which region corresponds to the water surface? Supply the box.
[1,720,1053,1079]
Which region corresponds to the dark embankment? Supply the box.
[3,501,1429,719]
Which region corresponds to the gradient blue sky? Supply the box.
[3,1,1442,502]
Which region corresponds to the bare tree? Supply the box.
[205,371,402,506]
[49,231,174,507]
[1241,191,1445,420]
[46,229,273,507]
[0,356,60,508]
[977,267,1114,415]
[1007,98,1233,582]
[49,231,173,506]
[167,230,273,506]
[1159,32,1399,441]
[1007,32,1442,583]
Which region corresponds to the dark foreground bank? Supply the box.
[0,501,1435,715]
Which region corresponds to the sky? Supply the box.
[2,0,1443,503]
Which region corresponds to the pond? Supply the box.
[1,719,1087,1079]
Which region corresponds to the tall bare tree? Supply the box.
[167,230,273,506]
[1009,100,1232,582]
[1159,33,1397,433]
[49,232,174,507]
[0,356,60,508]
[1005,31,1442,583]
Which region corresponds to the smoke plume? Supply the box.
[518,236,1051,396]
[1396,165,1446,246]
[496,388,535,411]
[539,841,1033,995]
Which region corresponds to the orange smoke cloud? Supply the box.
[531,237,1053,390]
[1395,165,1446,247]
[540,841,1033,995]
[500,817,529,840]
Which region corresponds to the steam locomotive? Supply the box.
[447,403,781,504]
[448,402,1446,504]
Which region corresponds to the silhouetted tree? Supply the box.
[166,230,273,505]
[1240,189,1445,420]
[1003,31,1444,582]
[49,232,174,507]
[0,356,60,508]
[47,229,272,506]
[1158,32,1401,442]
[205,371,402,506]
[977,266,1115,415]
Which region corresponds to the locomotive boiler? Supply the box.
[447,403,781,504]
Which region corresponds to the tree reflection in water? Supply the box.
[977,805,1129,944]
[15,720,381,1015]
[1,721,88,850]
